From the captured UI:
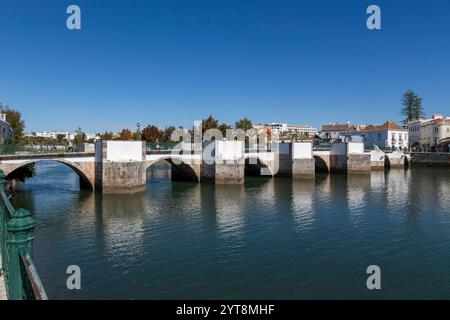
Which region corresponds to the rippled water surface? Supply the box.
[10,161,450,299]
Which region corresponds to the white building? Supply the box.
[320,123,359,142]
[407,119,425,148]
[26,131,100,142]
[0,112,12,143]
[408,114,450,152]
[321,121,409,150]
[263,123,318,137]
[358,121,409,150]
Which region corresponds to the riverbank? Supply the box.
[411,152,450,166]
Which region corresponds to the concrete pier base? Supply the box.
[96,161,147,193]
[347,154,371,174]
[215,162,245,184]
[201,141,245,184]
[292,158,315,179]
[329,155,348,173]
[201,162,245,184]
[274,142,315,179]
[370,150,385,170]
[275,151,292,178]
[292,142,315,179]
[329,142,371,174]
[95,140,147,193]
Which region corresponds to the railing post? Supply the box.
[5,208,36,300]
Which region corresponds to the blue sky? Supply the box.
[1,0,450,132]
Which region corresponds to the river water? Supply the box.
[9,161,450,299]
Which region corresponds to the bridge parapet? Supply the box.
[0,171,47,300]
[94,141,147,193]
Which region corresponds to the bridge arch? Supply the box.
[313,155,329,173]
[404,155,410,168]
[384,155,391,168]
[244,156,274,177]
[385,153,408,169]
[439,138,450,152]
[146,157,200,182]
[1,159,94,190]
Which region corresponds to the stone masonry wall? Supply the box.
[292,158,315,179]
[347,154,371,174]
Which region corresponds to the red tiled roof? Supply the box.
[423,118,450,125]
[361,121,407,132]
[321,124,349,131]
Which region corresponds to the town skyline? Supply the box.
[2,1,450,132]
[17,106,445,135]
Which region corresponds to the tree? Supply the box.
[74,132,86,144]
[218,123,231,137]
[0,103,25,144]
[99,131,114,140]
[202,115,219,132]
[72,126,86,144]
[235,117,253,131]
[7,164,35,183]
[401,90,425,126]
[0,103,34,184]
[56,134,66,144]
[141,125,161,143]
[119,128,134,140]
[161,126,176,142]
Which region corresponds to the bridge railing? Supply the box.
[313,143,331,151]
[146,142,275,153]
[0,144,87,155]
[364,146,409,153]
[0,171,47,300]
[146,142,179,151]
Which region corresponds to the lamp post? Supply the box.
[135,122,141,141]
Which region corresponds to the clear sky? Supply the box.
[1,0,450,132]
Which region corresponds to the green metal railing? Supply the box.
[147,142,275,152]
[313,143,331,151]
[0,144,87,155]
[146,142,179,151]
[363,146,407,153]
[0,171,47,300]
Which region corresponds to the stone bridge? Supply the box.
[0,140,408,194]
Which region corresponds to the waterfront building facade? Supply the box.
[320,121,408,150]
[254,123,317,142]
[26,131,100,141]
[408,114,450,152]
[357,121,408,150]
[319,123,362,142]
[263,123,318,137]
